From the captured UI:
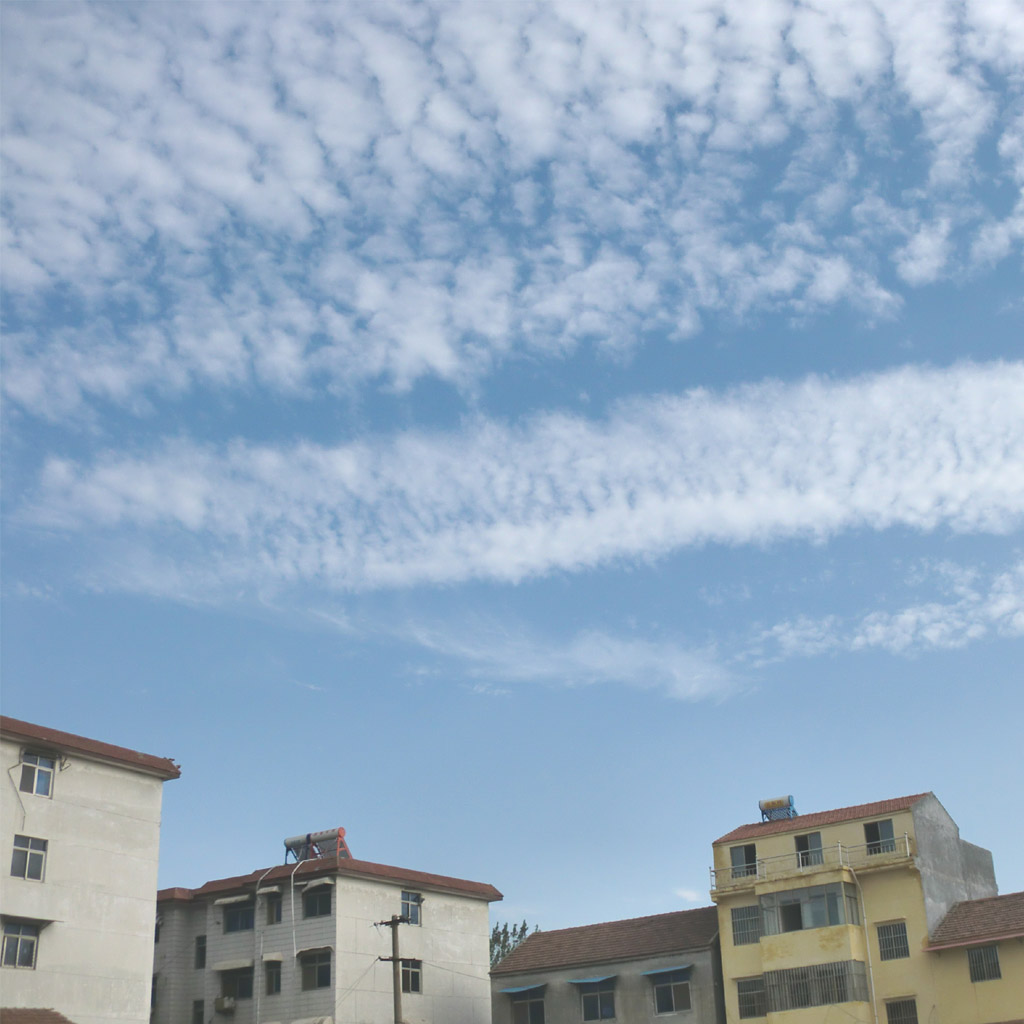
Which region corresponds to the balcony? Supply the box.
[710,834,914,891]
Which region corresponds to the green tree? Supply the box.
[490,919,537,967]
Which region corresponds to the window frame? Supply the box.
[265,959,282,995]
[736,977,766,1019]
[195,934,207,969]
[191,1000,204,1024]
[511,989,545,1024]
[2,922,39,969]
[967,944,1001,982]
[865,819,896,855]
[223,902,255,933]
[652,971,691,1014]
[303,886,332,918]
[877,921,910,961]
[580,981,616,1021]
[266,893,282,925]
[220,967,254,999]
[18,752,56,798]
[401,890,422,925]
[731,844,758,879]
[10,836,47,882]
[885,999,919,1024]
[795,832,823,867]
[731,905,762,945]
[401,958,422,994]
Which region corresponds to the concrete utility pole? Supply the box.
[376,914,409,1024]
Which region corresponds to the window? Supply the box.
[195,935,207,969]
[191,1000,204,1024]
[224,903,254,932]
[795,832,823,867]
[865,819,896,855]
[10,836,47,881]
[760,882,859,935]
[737,978,766,1018]
[402,890,422,925]
[581,981,615,1021]
[967,944,1001,982]
[220,968,253,999]
[652,971,691,1013]
[266,893,282,925]
[877,922,910,961]
[401,958,422,993]
[19,753,55,797]
[152,974,158,1010]
[155,917,160,942]
[265,960,281,994]
[512,989,545,1024]
[731,844,757,879]
[303,886,331,918]
[2,922,38,968]
[763,961,868,1011]
[732,905,762,945]
[885,999,918,1024]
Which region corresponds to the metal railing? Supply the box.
[710,834,912,889]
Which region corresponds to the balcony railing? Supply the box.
[710,834,913,890]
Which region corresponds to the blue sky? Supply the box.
[2,0,1023,930]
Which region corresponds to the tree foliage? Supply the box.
[490,919,537,967]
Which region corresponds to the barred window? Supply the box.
[763,960,868,1011]
[732,905,762,945]
[885,999,918,1024]
[877,922,910,961]
[737,978,766,1018]
[967,945,1001,982]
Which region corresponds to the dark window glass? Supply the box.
[795,832,823,866]
[865,819,896,855]
[731,844,757,878]
[195,935,207,969]
[265,960,282,994]
[19,754,55,797]
[304,887,332,918]
[10,836,47,881]
[266,894,282,924]
[581,983,615,1020]
[401,959,422,993]
[2,923,39,969]
[191,1000,204,1024]
[653,972,690,1014]
[224,904,255,932]
[512,994,545,1024]
[220,968,253,999]
[402,890,422,924]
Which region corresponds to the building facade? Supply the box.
[1,716,180,1024]
[152,846,501,1024]
[490,907,725,1024]
[710,792,1009,1024]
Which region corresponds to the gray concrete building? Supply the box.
[1,716,180,1024]
[153,836,501,1024]
[490,907,725,1024]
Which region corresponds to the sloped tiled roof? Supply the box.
[928,890,1024,949]
[0,716,180,780]
[491,907,719,976]
[0,1010,77,1024]
[713,794,930,844]
[159,854,501,903]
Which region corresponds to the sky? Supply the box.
[2,0,1023,932]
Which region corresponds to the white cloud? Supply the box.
[2,1,1022,417]
[758,558,1024,660]
[19,363,1024,595]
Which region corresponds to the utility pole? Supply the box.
[377,914,409,1024]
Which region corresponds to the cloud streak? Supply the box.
[23,362,1024,594]
[2,1,1023,417]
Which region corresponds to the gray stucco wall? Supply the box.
[491,947,723,1024]
[911,794,997,935]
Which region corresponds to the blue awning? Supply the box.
[500,984,547,994]
[568,975,616,984]
[641,963,693,976]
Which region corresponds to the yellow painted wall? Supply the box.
[929,939,1024,1023]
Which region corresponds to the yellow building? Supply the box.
[709,793,1021,1024]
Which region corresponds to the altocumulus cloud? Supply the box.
[2,1,1023,417]
[25,363,1024,595]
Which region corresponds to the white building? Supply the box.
[1,715,181,1024]
[152,832,502,1024]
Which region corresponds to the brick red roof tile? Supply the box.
[713,793,930,844]
[159,855,501,903]
[491,907,719,976]
[928,891,1024,949]
[0,716,180,780]
[0,1011,77,1024]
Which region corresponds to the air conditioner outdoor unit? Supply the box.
[214,996,236,1014]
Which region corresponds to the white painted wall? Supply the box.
[1,734,167,1024]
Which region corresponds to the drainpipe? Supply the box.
[252,865,275,1023]
[848,865,879,1024]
